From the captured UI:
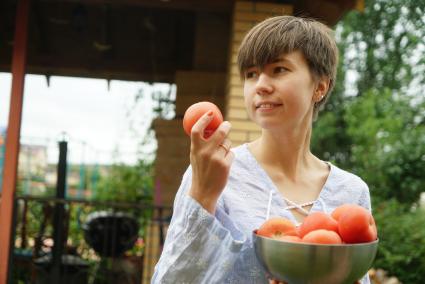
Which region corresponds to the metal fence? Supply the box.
[10,195,172,284]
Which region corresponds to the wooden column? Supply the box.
[0,0,30,283]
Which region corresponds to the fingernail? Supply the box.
[207,110,213,116]
[222,121,231,130]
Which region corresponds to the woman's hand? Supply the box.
[188,111,234,214]
[269,280,287,284]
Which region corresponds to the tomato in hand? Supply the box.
[183,101,223,138]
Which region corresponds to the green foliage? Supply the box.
[373,200,425,283]
[312,0,425,281]
[94,160,154,204]
[339,0,425,95]
[313,0,425,205]
[65,160,156,255]
[343,89,425,204]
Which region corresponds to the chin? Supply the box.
[256,120,283,131]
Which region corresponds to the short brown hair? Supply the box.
[237,16,339,119]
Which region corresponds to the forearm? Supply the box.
[152,194,246,283]
[188,186,218,214]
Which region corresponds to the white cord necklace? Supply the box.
[282,196,316,216]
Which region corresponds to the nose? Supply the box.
[255,73,273,96]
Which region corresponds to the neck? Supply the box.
[250,123,317,181]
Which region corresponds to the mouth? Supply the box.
[255,103,283,110]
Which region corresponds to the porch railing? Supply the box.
[10,195,172,284]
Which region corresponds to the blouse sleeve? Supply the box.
[151,166,248,283]
[357,178,372,212]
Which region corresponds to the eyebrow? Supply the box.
[271,57,292,64]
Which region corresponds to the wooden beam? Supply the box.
[355,0,365,12]
[0,0,30,282]
[33,0,50,54]
[295,0,358,26]
[37,0,233,12]
[0,65,176,83]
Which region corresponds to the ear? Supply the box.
[313,77,330,103]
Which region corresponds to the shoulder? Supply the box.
[229,143,255,171]
[327,163,369,191]
[229,143,249,157]
[322,163,371,210]
[228,143,264,183]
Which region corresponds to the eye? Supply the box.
[244,70,258,79]
[274,66,289,74]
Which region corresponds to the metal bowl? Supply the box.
[253,231,378,284]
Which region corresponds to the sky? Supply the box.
[0,72,171,165]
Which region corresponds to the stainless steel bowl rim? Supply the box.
[254,232,379,246]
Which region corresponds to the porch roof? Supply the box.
[0,0,361,83]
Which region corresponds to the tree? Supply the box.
[312,1,425,281]
[94,160,154,204]
[340,0,425,96]
[313,0,425,205]
[344,88,425,204]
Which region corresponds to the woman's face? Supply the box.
[243,51,325,132]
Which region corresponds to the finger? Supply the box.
[190,111,214,144]
[210,121,231,143]
[218,139,232,155]
[218,143,230,154]
[221,138,232,149]
[226,148,235,164]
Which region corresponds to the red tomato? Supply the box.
[183,102,223,138]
